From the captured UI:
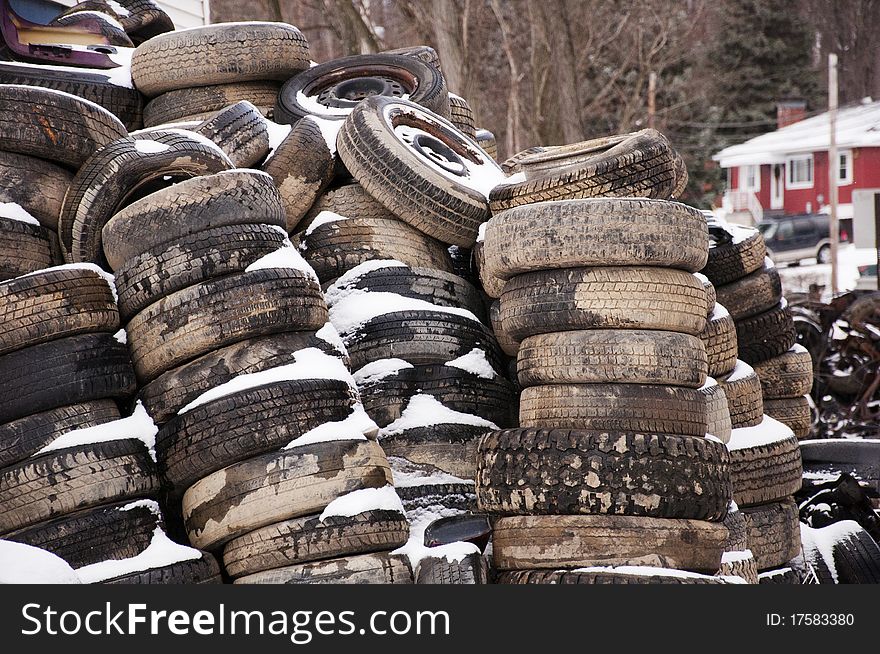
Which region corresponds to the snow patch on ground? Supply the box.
[75,528,201,584]
[445,347,497,379]
[178,348,356,415]
[319,486,404,521]
[283,404,377,448]
[378,394,497,437]
[353,358,414,386]
[328,289,480,336]
[36,401,158,461]
[727,414,795,451]
[245,244,319,283]
[0,202,40,225]
[0,541,81,584]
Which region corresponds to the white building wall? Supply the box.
[51,0,210,28]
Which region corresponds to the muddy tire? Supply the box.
[715,260,782,320]
[727,419,802,507]
[763,396,812,439]
[102,552,221,584]
[0,152,71,230]
[741,499,802,571]
[716,361,764,429]
[702,225,766,286]
[735,302,797,365]
[752,346,813,399]
[143,81,280,127]
[475,428,730,520]
[700,305,738,377]
[499,267,708,342]
[234,551,412,584]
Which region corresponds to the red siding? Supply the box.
[757,164,771,208]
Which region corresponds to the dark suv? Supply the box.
[757,214,850,266]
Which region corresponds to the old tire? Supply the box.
[716,361,764,429]
[143,81,280,127]
[763,396,812,439]
[741,499,802,571]
[475,428,730,520]
[702,224,766,286]
[715,259,782,320]
[0,151,71,230]
[735,302,797,365]
[234,552,412,584]
[727,416,802,507]
[0,218,61,280]
[700,304,738,377]
[752,345,813,399]
[499,267,708,342]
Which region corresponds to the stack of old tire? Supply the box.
[700,217,806,583]
[92,157,411,584]
[475,149,741,584]
[0,265,220,583]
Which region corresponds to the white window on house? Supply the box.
[787,154,814,189]
[837,150,853,185]
[740,165,760,192]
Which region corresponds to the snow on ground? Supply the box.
[0,541,80,584]
[75,528,202,584]
[777,243,877,297]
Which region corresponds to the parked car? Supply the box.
[757,213,850,266]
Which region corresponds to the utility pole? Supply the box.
[829,53,840,295]
[648,72,657,129]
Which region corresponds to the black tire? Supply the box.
[276,53,450,124]
[701,305,738,377]
[416,553,488,584]
[758,567,801,585]
[6,499,161,568]
[222,510,409,579]
[741,499,802,571]
[752,346,813,399]
[717,551,759,584]
[491,515,727,572]
[0,266,119,357]
[182,440,393,550]
[300,213,455,282]
[337,96,501,247]
[193,101,270,169]
[735,302,797,365]
[102,552,222,584]
[832,524,880,583]
[490,298,519,357]
[0,401,120,469]
[488,129,677,212]
[483,198,709,279]
[139,330,345,425]
[143,81,280,127]
[327,262,486,323]
[358,363,515,428]
[0,333,136,424]
[0,217,62,281]
[59,131,232,265]
[715,260,782,320]
[156,379,358,493]
[395,480,477,514]
[474,237,507,299]
[262,116,336,232]
[0,84,127,168]
[114,223,289,323]
[342,310,502,372]
[702,223,766,286]
[519,384,708,436]
[475,128,496,159]
[0,439,158,533]
[727,424,802,507]
[499,267,708,342]
[0,151,71,230]
[799,440,880,494]
[113,0,175,45]
[516,329,707,388]
[102,169,284,270]
[131,22,310,97]
[126,269,327,383]
[475,428,731,520]
[0,62,143,131]
[233,552,413,585]
[49,12,133,46]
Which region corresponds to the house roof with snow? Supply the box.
[713,99,880,168]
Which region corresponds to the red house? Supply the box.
[713,99,880,224]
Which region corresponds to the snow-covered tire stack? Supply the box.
[476,196,742,583]
[93,161,411,584]
[700,219,807,437]
[0,266,218,583]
